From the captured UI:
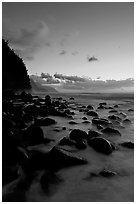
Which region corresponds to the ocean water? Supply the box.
[22,93,134,201]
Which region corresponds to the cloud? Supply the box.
[87,56,98,62]
[2,19,50,60]
[71,51,78,56]
[54,73,86,82]
[59,50,67,55]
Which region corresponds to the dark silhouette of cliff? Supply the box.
[2,39,31,91]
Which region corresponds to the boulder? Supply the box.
[47,146,87,171]
[69,129,88,141]
[87,111,98,117]
[101,127,121,136]
[88,137,114,155]
[22,125,45,145]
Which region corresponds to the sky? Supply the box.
[2,2,134,80]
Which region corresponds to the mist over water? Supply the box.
[25,93,134,202]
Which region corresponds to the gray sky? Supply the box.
[2,2,134,80]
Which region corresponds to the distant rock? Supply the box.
[86,105,94,110]
[87,111,98,117]
[82,120,91,124]
[108,115,121,121]
[109,109,118,113]
[69,120,78,125]
[82,116,88,120]
[128,108,134,112]
[99,102,107,106]
[123,118,131,124]
[92,118,112,126]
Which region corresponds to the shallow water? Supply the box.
[23,93,134,202]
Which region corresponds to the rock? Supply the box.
[114,104,119,108]
[108,107,114,109]
[97,125,103,130]
[82,120,91,124]
[108,115,121,121]
[128,108,133,112]
[87,111,98,117]
[101,127,121,136]
[75,141,87,150]
[69,129,88,141]
[89,169,117,178]
[88,130,102,138]
[47,146,87,171]
[23,125,45,145]
[59,137,76,146]
[82,116,88,120]
[97,105,105,109]
[109,109,118,113]
[123,118,131,124]
[87,105,94,110]
[119,112,127,117]
[62,127,66,130]
[88,137,114,155]
[99,169,117,177]
[99,102,107,106]
[34,117,56,126]
[69,120,78,125]
[119,141,134,149]
[92,118,112,126]
[69,97,74,100]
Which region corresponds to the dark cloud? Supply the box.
[59,50,67,55]
[87,56,98,62]
[2,20,50,60]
